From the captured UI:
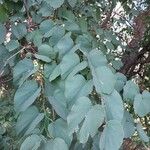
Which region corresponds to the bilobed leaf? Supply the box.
[16,106,39,134]
[47,0,64,9]
[14,80,41,112]
[67,97,92,134]
[48,118,72,146]
[123,80,139,102]
[20,134,43,150]
[92,66,116,94]
[99,120,124,150]
[136,123,149,142]
[0,23,6,44]
[103,90,124,121]
[44,138,68,150]
[65,74,86,99]
[78,105,105,143]
[60,53,80,77]
[134,90,150,117]
[12,23,27,39]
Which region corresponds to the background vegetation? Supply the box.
[0,0,150,149]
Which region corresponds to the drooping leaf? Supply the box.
[123,80,139,102]
[16,106,39,135]
[103,90,124,121]
[46,0,64,9]
[6,40,20,52]
[136,123,149,142]
[55,33,74,56]
[78,105,105,143]
[88,49,107,68]
[60,53,80,77]
[99,120,124,150]
[92,66,116,94]
[0,23,6,44]
[134,90,150,117]
[44,138,68,150]
[48,118,72,146]
[20,134,43,150]
[122,111,135,138]
[67,97,92,134]
[14,80,41,112]
[65,74,86,99]
[12,23,27,39]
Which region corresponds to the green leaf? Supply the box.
[78,105,105,143]
[44,138,68,150]
[34,54,52,63]
[115,73,127,92]
[12,23,27,39]
[25,113,44,135]
[99,120,124,150]
[136,123,149,142]
[55,33,74,56]
[49,65,61,81]
[16,106,39,135]
[45,82,68,120]
[88,49,107,68]
[47,0,64,9]
[20,134,43,150]
[39,20,54,35]
[67,97,92,134]
[134,90,150,117]
[13,58,34,82]
[60,53,80,77]
[92,66,116,94]
[122,111,135,138]
[123,80,139,102]
[103,90,124,121]
[68,61,88,78]
[65,74,86,99]
[6,40,20,52]
[67,0,77,7]
[14,80,41,112]
[48,118,72,146]
[0,23,6,44]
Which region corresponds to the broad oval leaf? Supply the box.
[78,105,105,143]
[14,80,41,112]
[48,118,72,146]
[103,90,124,121]
[44,138,68,150]
[123,80,139,102]
[134,90,150,117]
[67,97,92,134]
[99,120,124,150]
[20,134,43,150]
[65,74,86,99]
[16,106,39,135]
[47,0,64,9]
[92,66,116,94]
[136,123,149,142]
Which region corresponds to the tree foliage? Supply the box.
[0,0,150,149]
